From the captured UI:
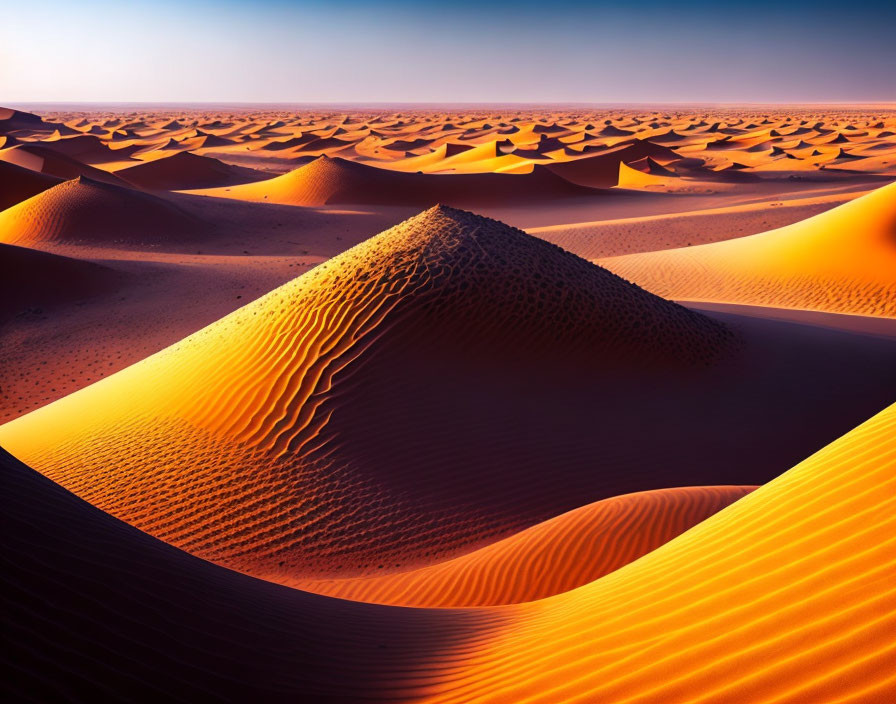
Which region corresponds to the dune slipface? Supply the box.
[0,205,737,583]
[0,175,197,246]
[0,160,62,211]
[599,181,896,317]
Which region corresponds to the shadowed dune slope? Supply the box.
[0,176,197,246]
[2,403,893,702]
[296,486,756,607]
[0,447,500,703]
[0,243,120,321]
[600,181,896,317]
[116,150,269,190]
[426,402,896,703]
[0,144,130,185]
[201,155,597,206]
[0,160,61,211]
[0,206,739,582]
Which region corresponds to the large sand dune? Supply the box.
[0,206,738,580]
[2,205,894,588]
[3,105,895,702]
[115,150,269,190]
[0,175,198,246]
[196,154,597,206]
[599,181,896,316]
[425,401,896,703]
[3,401,892,702]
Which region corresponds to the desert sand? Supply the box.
[2,104,895,702]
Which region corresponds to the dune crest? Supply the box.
[600,181,896,316]
[426,402,896,703]
[0,175,197,246]
[0,205,735,582]
[296,486,756,607]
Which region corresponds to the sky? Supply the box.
[2,0,895,104]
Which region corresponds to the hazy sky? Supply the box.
[2,0,895,104]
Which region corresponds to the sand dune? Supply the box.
[115,150,268,190]
[546,139,681,188]
[0,143,131,185]
[3,204,894,588]
[599,181,896,316]
[0,175,198,247]
[0,206,740,582]
[0,242,120,321]
[4,105,895,702]
[0,160,61,211]
[296,486,755,607]
[196,155,596,206]
[3,400,892,702]
[425,401,896,703]
[0,447,495,703]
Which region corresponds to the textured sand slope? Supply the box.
[599,181,896,317]
[296,486,755,607]
[3,403,892,702]
[0,447,500,703]
[425,402,896,703]
[0,206,735,582]
[0,175,197,246]
[199,155,596,206]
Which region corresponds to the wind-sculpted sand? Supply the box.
[2,103,895,703]
[600,182,896,317]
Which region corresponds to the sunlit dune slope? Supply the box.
[0,242,120,321]
[115,150,269,190]
[3,402,893,702]
[198,154,596,206]
[0,447,499,703]
[0,206,735,582]
[0,160,61,211]
[296,486,755,607]
[0,175,197,246]
[426,402,896,703]
[600,181,896,317]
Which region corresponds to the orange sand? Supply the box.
[599,181,896,317]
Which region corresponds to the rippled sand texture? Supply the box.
[600,182,896,316]
[2,103,895,702]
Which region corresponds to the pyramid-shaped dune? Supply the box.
[0,206,735,582]
[116,150,267,190]
[209,155,595,206]
[0,175,197,246]
[599,181,896,317]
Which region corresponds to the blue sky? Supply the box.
[2,0,894,103]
